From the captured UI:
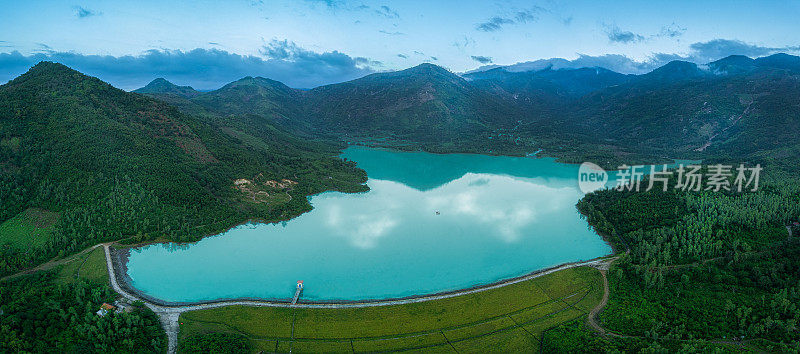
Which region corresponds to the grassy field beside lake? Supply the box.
[55,246,109,284]
[178,266,604,353]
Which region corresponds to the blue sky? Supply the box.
[1,0,799,89]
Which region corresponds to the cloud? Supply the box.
[476,7,545,32]
[302,0,343,8]
[659,23,686,38]
[605,25,645,44]
[423,174,575,242]
[470,55,493,64]
[261,39,381,67]
[476,16,515,32]
[374,5,399,19]
[493,53,672,75]
[0,44,378,90]
[397,53,407,59]
[35,43,54,53]
[324,198,399,249]
[514,9,539,23]
[453,36,476,50]
[73,5,100,18]
[379,30,404,36]
[604,23,685,44]
[478,38,800,75]
[688,39,800,63]
[306,1,400,21]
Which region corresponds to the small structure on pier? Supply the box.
[292,281,304,305]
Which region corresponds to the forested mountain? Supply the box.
[564,56,800,160]
[137,76,313,137]
[463,66,632,98]
[0,62,367,276]
[190,76,306,128]
[303,63,525,144]
[133,78,200,98]
[636,60,708,83]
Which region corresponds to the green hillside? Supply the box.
[0,62,367,276]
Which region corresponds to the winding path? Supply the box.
[586,268,609,334]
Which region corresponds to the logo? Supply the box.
[578,162,608,194]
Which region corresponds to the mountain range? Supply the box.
[134,53,800,165]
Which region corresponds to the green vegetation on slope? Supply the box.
[55,246,109,285]
[178,266,603,353]
[0,62,367,277]
[0,207,58,249]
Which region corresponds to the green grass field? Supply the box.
[179,266,604,353]
[55,246,109,284]
[0,208,59,250]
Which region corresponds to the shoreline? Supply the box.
[104,244,616,354]
[110,245,615,308]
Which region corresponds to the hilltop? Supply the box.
[133,78,200,98]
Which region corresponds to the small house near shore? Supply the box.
[96,303,116,317]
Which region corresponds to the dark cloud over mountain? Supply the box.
[0,44,377,90]
[689,39,800,63]
[469,39,800,74]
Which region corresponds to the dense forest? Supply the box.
[569,167,800,351]
[0,272,166,352]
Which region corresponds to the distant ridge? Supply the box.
[638,60,707,82]
[134,77,200,98]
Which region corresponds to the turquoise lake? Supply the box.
[125,147,614,302]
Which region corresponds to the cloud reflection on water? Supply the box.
[322,172,580,248]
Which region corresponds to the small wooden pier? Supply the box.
[292,280,304,305]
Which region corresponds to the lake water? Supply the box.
[125,147,614,302]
